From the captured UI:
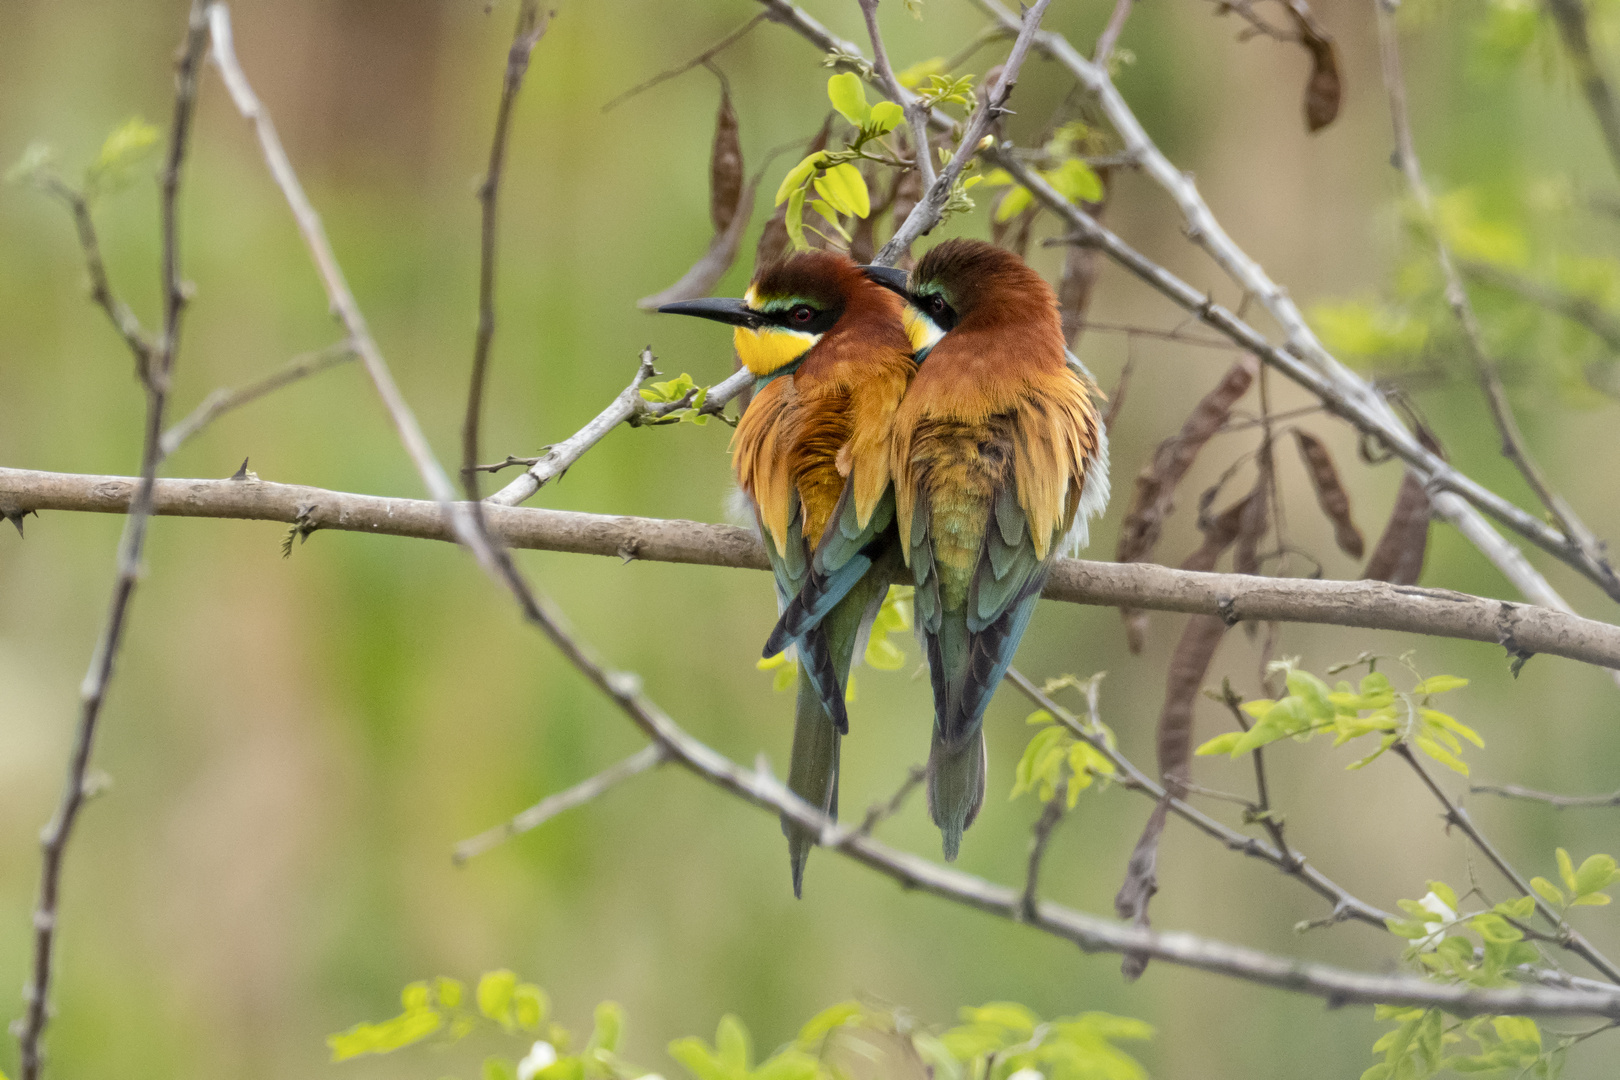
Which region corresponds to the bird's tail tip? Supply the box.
[927,727,987,863]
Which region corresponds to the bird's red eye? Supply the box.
[790,305,815,324]
[929,296,947,314]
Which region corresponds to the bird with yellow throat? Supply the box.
[659,250,916,895]
[865,239,1111,860]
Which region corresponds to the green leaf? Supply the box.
[1043,157,1103,204]
[774,153,823,206]
[401,980,432,1011]
[796,1000,863,1046]
[1557,848,1578,895]
[1194,731,1243,756]
[1530,876,1565,907]
[484,1057,518,1080]
[814,163,870,218]
[896,57,946,88]
[868,101,904,134]
[668,1038,727,1080]
[435,976,465,1009]
[960,1002,1039,1035]
[716,1014,752,1073]
[1414,736,1469,775]
[478,970,519,1028]
[827,73,871,127]
[1422,709,1483,748]
[1426,880,1458,911]
[754,1050,822,1080]
[588,1001,624,1054]
[1573,853,1619,897]
[993,185,1033,223]
[84,117,161,198]
[1412,675,1468,695]
[786,186,809,251]
[1493,895,1536,920]
[1571,891,1612,906]
[514,984,549,1030]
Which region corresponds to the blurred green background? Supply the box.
[3,0,1619,1077]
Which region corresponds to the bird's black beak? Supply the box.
[859,264,911,297]
[656,297,761,328]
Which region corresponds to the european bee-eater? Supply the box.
[867,239,1111,860]
[658,251,915,895]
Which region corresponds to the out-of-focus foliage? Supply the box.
[332,981,1154,1080]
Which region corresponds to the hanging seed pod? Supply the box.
[1293,429,1364,558]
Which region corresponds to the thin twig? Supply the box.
[486,355,749,507]
[858,764,928,835]
[207,4,498,573]
[36,177,155,375]
[1004,668,1390,928]
[1372,0,1617,596]
[1543,0,1620,182]
[1219,678,1298,869]
[872,0,1053,265]
[463,0,552,509]
[160,341,356,455]
[601,12,767,112]
[858,0,936,191]
[17,7,209,1078]
[1394,743,1620,984]
[1471,782,1620,810]
[1020,788,1067,920]
[14,465,1620,673]
[453,743,669,863]
[1093,0,1136,66]
[1461,259,1620,354]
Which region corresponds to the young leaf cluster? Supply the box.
[939,1001,1152,1080]
[1011,678,1117,808]
[1529,849,1620,911]
[329,981,1156,1080]
[6,116,161,204]
[772,74,903,250]
[1195,660,1479,774]
[637,373,713,426]
[1365,1007,1557,1080]
[983,123,1105,223]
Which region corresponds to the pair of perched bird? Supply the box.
[660,239,1109,894]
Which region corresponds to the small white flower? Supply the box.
[1415,890,1457,951]
[1007,1070,1045,1080]
[517,1041,559,1080]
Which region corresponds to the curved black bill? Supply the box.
[656,297,760,328]
[858,264,911,296]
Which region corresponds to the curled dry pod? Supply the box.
[1232,456,1271,578]
[1293,429,1364,558]
[1115,356,1256,651]
[1363,426,1441,585]
[709,82,744,235]
[1285,0,1342,132]
[1058,166,1112,348]
[1116,612,1226,981]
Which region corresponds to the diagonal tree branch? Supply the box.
[961,0,1590,618]
[858,0,937,193]
[453,743,670,863]
[160,340,355,455]
[874,0,1053,265]
[1372,0,1616,595]
[1543,0,1620,183]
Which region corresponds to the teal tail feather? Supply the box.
[784,665,840,898]
[927,726,986,861]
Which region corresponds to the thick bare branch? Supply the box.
[9,466,1620,673]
